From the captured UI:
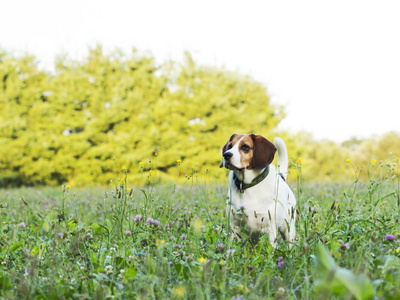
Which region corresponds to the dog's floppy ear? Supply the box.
[251,134,276,169]
[220,134,237,168]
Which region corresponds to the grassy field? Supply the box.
[0,160,399,299]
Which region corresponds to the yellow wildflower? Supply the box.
[346,159,350,163]
[296,158,302,164]
[372,159,376,164]
[127,188,131,192]
[176,159,181,164]
[219,259,226,266]
[171,285,186,298]
[156,239,166,248]
[139,162,144,166]
[198,257,207,264]
[396,249,399,254]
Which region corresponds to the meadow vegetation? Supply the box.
[0,158,399,299]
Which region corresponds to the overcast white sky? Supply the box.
[1,0,399,143]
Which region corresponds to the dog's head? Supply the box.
[220,134,276,170]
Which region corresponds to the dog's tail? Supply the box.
[274,137,288,181]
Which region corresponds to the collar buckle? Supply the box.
[239,181,244,193]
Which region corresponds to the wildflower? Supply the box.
[276,287,286,297]
[105,265,113,274]
[180,234,186,239]
[216,243,225,253]
[277,261,285,268]
[239,205,245,211]
[156,239,166,248]
[385,234,396,242]
[372,159,376,164]
[198,257,207,264]
[396,249,399,254]
[56,233,64,239]
[153,220,161,227]
[125,230,131,235]
[346,159,350,163]
[227,249,235,258]
[171,285,186,298]
[18,222,26,228]
[186,254,194,262]
[146,218,154,225]
[340,243,350,250]
[173,244,182,248]
[167,261,173,265]
[126,188,131,192]
[276,256,285,268]
[176,159,181,164]
[133,215,142,223]
[139,162,144,166]
[296,158,302,164]
[219,259,226,266]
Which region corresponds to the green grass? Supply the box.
[0,159,399,299]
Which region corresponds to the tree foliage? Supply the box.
[1,47,399,187]
[0,47,283,186]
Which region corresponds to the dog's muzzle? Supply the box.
[223,151,233,161]
[220,151,233,168]
[220,151,243,170]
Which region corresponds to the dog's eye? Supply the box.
[228,143,232,149]
[241,144,250,151]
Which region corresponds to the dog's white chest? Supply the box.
[226,169,291,235]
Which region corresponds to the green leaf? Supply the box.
[315,244,336,274]
[174,263,190,279]
[30,243,45,257]
[10,241,23,252]
[125,267,136,280]
[91,223,103,234]
[0,273,11,289]
[251,255,264,265]
[314,244,374,300]
[67,220,76,231]
[43,221,50,232]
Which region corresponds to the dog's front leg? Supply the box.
[228,208,244,241]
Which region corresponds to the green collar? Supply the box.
[233,166,270,193]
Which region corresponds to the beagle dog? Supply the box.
[220,134,296,248]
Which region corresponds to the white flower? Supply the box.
[105,265,113,271]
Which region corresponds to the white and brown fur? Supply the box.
[221,134,296,248]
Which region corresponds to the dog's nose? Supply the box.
[223,152,233,160]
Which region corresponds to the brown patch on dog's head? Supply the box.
[237,135,255,170]
[250,134,276,169]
